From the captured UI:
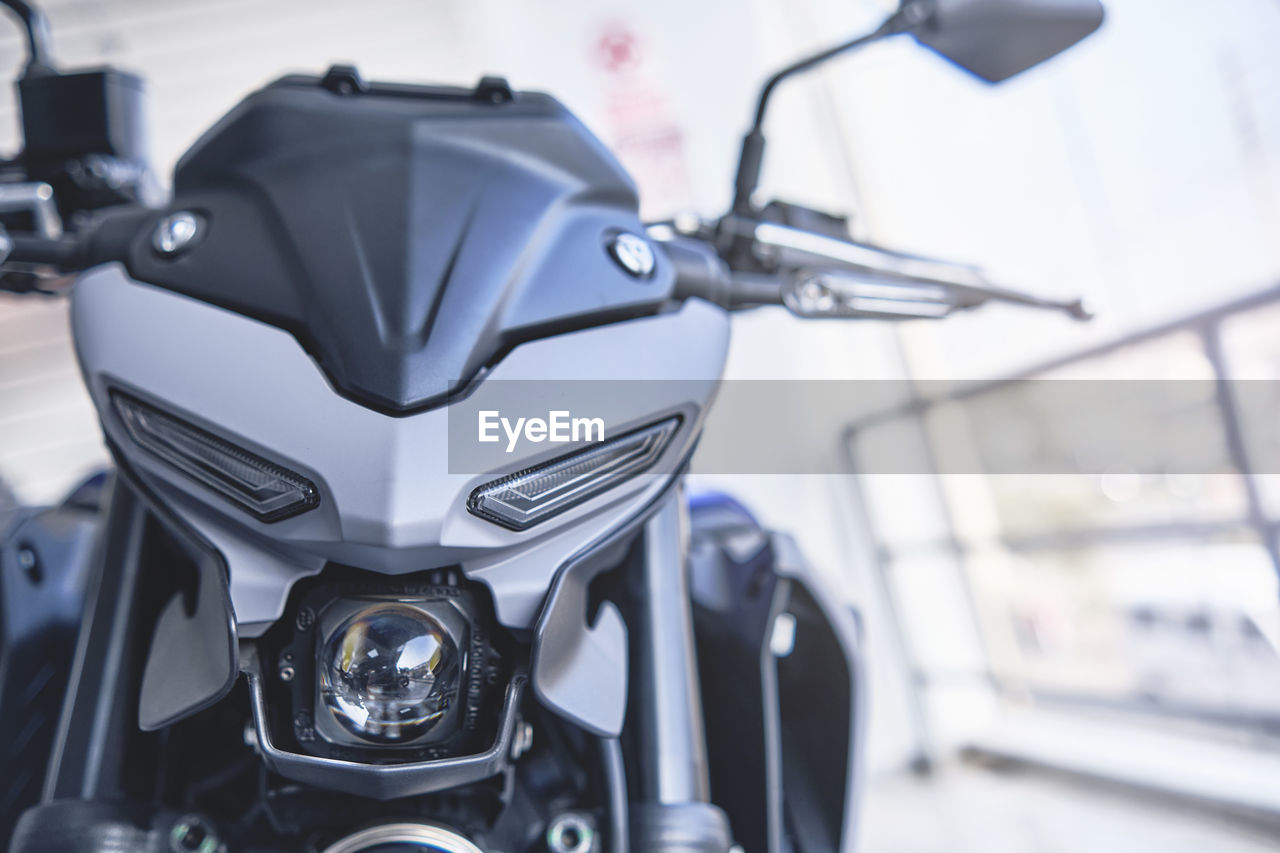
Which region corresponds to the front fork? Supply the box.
[17,481,741,851]
[627,492,733,851]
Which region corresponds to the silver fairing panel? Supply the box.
[71,264,730,635]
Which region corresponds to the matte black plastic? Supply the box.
[18,68,146,164]
[687,493,864,853]
[0,480,103,844]
[41,479,154,803]
[135,532,238,731]
[776,582,856,852]
[687,495,786,853]
[10,799,162,853]
[107,457,240,734]
[121,71,674,413]
[913,0,1104,83]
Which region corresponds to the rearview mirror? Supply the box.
[910,0,1104,83]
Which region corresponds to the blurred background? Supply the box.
[3,0,1280,850]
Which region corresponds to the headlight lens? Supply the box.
[319,603,461,744]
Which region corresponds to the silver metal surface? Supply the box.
[545,813,595,853]
[754,221,988,287]
[769,611,797,657]
[71,265,730,633]
[168,815,222,853]
[0,181,62,238]
[634,490,711,804]
[510,720,534,761]
[321,822,484,853]
[244,646,526,800]
[152,211,201,256]
[608,231,656,278]
[759,221,1088,319]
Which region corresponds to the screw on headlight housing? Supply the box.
[152,211,204,257]
[510,720,534,761]
[546,813,595,853]
[169,814,222,853]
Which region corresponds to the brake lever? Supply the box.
[656,216,1090,320]
[781,266,1091,321]
[753,221,1092,322]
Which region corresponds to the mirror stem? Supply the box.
[0,0,54,73]
[730,2,931,216]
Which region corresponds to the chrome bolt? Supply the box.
[510,720,534,760]
[152,211,202,256]
[15,545,38,578]
[279,665,295,682]
[793,275,836,314]
[169,814,221,853]
[546,813,594,853]
[607,231,656,279]
[673,211,702,235]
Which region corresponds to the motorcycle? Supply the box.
[0,0,1102,850]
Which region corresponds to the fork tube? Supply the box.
[633,489,710,804]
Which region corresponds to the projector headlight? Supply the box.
[319,603,461,744]
[110,390,319,522]
[468,417,680,530]
[263,571,508,765]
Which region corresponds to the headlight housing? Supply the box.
[261,569,510,764]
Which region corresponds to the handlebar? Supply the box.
[656,217,1091,322]
[0,204,158,293]
[2,196,1089,327]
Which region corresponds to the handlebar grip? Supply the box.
[663,237,782,309]
[0,206,158,276]
[665,238,728,302]
[5,234,81,266]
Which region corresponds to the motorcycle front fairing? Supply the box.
[67,71,731,732]
[6,70,746,852]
